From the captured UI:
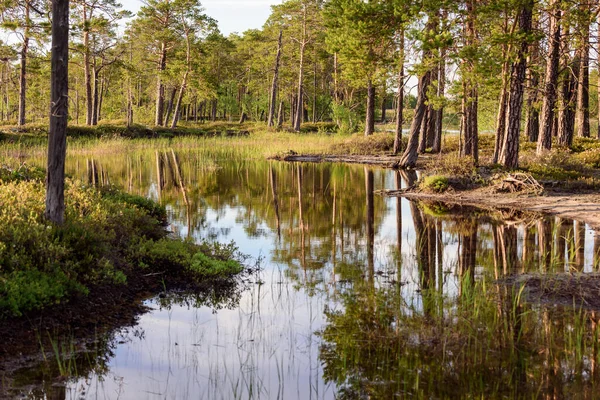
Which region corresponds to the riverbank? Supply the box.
[0,164,248,395]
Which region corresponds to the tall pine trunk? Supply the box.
[597,11,600,139]
[294,7,307,132]
[364,80,375,136]
[393,28,405,155]
[268,30,282,127]
[575,2,590,138]
[462,0,478,163]
[83,18,92,125]
[399,70,431,168]
[500,0,533,169]
[537,0,561,154]
[18,2,29,126]
[154,43,167,126]
[46,0,70,224]
[171,28,192,129]
[432,52,445,154]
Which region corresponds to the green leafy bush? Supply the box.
[421,175,450,192]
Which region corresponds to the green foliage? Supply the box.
[189,252,243,277]
[421,175,449,192]
[331,103,360,134]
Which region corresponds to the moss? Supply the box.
[422,175,450,192]
[0,166,244,318]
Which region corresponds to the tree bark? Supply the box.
[537,1,561,154]
[393,29,405,155]
[575,2,590,138]
[91,66,99,125]
[500,0,533,169]
[294,7,307,132]
[164,86,176,125]
[268,30,282,127]
[171,26,192,129]
[399,70,431,168]
[277,100,284,128]
[597,11,600,139]
[46,0,70,224]
[462,0,478,163]
[432,53,445,154]
[154,43,167,126]
[83,11,92,126]
[17,1,30,126]
[364,80,375,136]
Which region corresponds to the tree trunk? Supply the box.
[557,57,578,146]
[399,70,431,168]
[418,105,432,154]
[493,60,509,163]
[154,43,167,126]
[46,0,70,224]
[380,86,387,123]
[277,101,284,128]
[393,29,405,155]
[294,8,307,132]
[575,2,590,138]
[537,1,561,154]
[364,80,375,136]
[432,53,445,154]
[17,2,29,126]
[500,0,533,169]
[171,73,188,129]
[268,30,283,127]
[462,0,478,163]
[92,66,99,125]
[84,21,92,126]
[164,87,176,125]
[524,15,540,143]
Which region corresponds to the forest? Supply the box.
[0,0,598,164]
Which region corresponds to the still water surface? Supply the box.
[11,148,600,398]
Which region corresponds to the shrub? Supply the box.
[421,175,450,192]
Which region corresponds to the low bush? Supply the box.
[421,175,450,192]
[0,165,244,318]
[329,133,402,155]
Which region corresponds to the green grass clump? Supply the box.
[0,166,243,318]
[421,175,450,192]
[189,252,243,277]
[329,133,401,155]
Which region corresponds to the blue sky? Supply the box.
[122,0,282,36]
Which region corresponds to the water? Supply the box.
[5,148,600,399]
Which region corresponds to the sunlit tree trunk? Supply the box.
[399,70,431,168]
[268,30,282,127]
[155,43,167,126]
[500,0,533,169]
[537,0,561,154]
[575,2,591,138]
[17,2,30,126]
[393,29,405,155]
[364,80,375,136]
[46,0,70,224]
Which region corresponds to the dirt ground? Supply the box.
[387,188,600,231]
